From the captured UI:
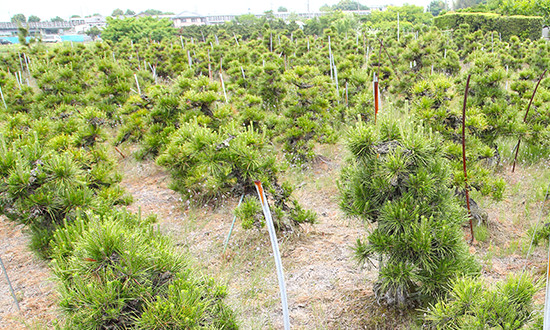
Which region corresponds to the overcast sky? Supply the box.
[1,0,430,22]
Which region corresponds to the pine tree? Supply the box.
[339,119,479,308]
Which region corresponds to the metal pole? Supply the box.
[0,85,7,110]
[254,181,290,330]
[0,255,20,311]
[223,194,245,254]
[544,242,550,329]
[134,74,141,95]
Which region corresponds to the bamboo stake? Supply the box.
[461,75,474,244]
[114,146,126,159]
[0,255,20,311]
[512,69,546,172]
[379,39,400,81]
[254,181,290,330]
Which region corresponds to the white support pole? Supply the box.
[330,53,334,81]
[187,50,193,69]
[220,72,228,103]
[134,74,141,95]
[0,85,7,110]
[544,243,550,329]
[254,181,290,330]
[397,12,400,43]
[240,66,246,80]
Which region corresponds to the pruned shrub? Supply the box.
[339,120,479,307]
[423,274,541,329]
[51,211,237,329]
[158,120,316,230]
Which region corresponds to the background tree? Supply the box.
[143,9,163,16]
[11,14,26,23]
[428,0,447,16]
[101,17,176,42]
[86,26,102,40]
[111,8,124,16]
[453,0,485,10]
[51,16,65,22]
[320,0,369,11]
[125,9,136,16]
[28,15,41,22]
[17,26,29,46]
[278,6,288,12]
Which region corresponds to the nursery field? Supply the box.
[1,11,550,329]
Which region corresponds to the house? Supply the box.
[173,11,206,27]
[69,16,106,33]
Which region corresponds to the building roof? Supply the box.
[174,11,203,18]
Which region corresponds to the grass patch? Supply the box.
[474,224,490,242]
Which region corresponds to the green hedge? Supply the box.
[434,12,543,41]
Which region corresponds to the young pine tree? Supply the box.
[339,120,479,308]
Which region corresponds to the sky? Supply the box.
[0,0,431,22]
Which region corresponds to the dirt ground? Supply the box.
[0,220,57,330]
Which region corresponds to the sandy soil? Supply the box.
[119,153,393,329]
[0,220,57,330]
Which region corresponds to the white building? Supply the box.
[69,16,106,33]
[173,11,206,27]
